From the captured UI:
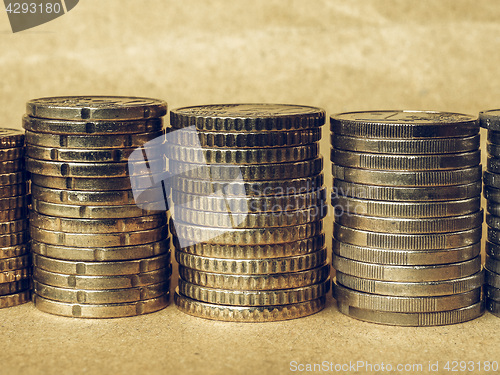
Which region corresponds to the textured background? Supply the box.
[0,1,499,374]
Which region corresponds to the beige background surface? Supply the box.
[0,1,499,374]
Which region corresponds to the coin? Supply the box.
[0,147,24,161]
[330,110,478,138]
[333,179,481,201]
[33,253,170,276]
[485,285,500,302]
[30,185,138,205]
[29,211,167,233]
[0,196,29,211]
[484,186,500,204]
[170,157,323,181]
[0,231,28,247]
[25,130,163,149]
[174,291,325,322]
[485,269,500,289]
[31,239,170,262]
[333,282,480,312]
[172,221,323,245]
[26,96,167,120]
[331,149,480,171]
[26,157,164,178]
[0,243,30,260]
[0,255,30,272]
[0,268,30,284]
[178,278,330,306]
[0,290,30,309]
[33,280,169,304]
[172,188,326,213]
[336,301,483,326]
[29,174,133,191]
[30,225,168,247]
[487,227,500,246]
[331,134,480,154]
[332,196,480,218]
[334,223,481,250]
[170,104,325,131]
[33,266,172,290]
[480,109,500,130]
[171,174,324,197]
[486,299,500,317]
[31,199,156,219]
[487,143,500,158]
[0,183,28,198]
[0,160,24,174]
[485,256,500,275]
[0,279,30,295]
[175,235,325,259]
[0,219,28,235]
[484,171,500,189]
[26,145,139,163]
[332,255,481,282]
[167,128,322,148]
[487,130,500,145]
[0,129,24,148]
[33,293,169,318]
[179,264,330,290]
[486,213,500,230]
[176,249,326,274]
[166,143,319,164]
[335,210,483,234]
[332,239,480,266]
[23,115,163,135]
[332,165,481,186]
[487,157,500,174]
[0,208,28,222]
[336,271,484,297]
[486,241,500,260]
[174,206,325,228]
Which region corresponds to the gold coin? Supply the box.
[0,290,30,309]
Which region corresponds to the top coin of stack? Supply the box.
[168,104,330,322]
[330,110,484,326]
[0,129,30,309]
[23,96,172,318]
[479,109,500,318]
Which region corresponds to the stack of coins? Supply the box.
[330,110,484,326]
[168,104,330,322]
[480,109,500,318]
[23,96,172,318]
[0,129,30,308]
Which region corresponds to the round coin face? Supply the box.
[26,96,167,120]
[332,110,476,124]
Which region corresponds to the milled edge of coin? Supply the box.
[26,96,168,120]
[0,231,29,248]
[30,185,137,205]
[335,210,483,234]
[336,301,484,326]
[485,269,500,289]
[485,170,500,190]
[0,268,30,284]
[26,145,139,163]
[31,238,170,262]
[332,255,481,282]
[480,109,500,130]
[0,147,24,161]
[486,298,500,316]
[486,241,500,261]
[171,221,323,245]
[0,290,30,309]
[33,293,170,318]
[333,179,482,201]
[172,174,324,197]
[174,291,325,322]
[331,196,480,218]
[33,280,170,304]
[0,129,24,148]
[178,278,330,306]
[484,285,500,302]
[332,239,481,266]
[0,254,31,272]
[178,264,330,290]
[32,252,170,276]
[485,255,500,275]
[33,266,172,290]
[23,115,163,134]
[0,279,30,295]
[336,271,484,297]
[332,165,482,186]
[331,133,480,154]
[332,282,481,312]
[175,248,326,274]
[331,149,480,171]
[167,127,322,148]
[170,104,326,131]
[333,223,482,250]
[166,143,319,164]
[175,234,325,259]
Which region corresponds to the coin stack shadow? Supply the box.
[330,111,484,326]
[168,104,330,322]
[0,129,30,309]
[24,96,171,318]
[480,110,500,318]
